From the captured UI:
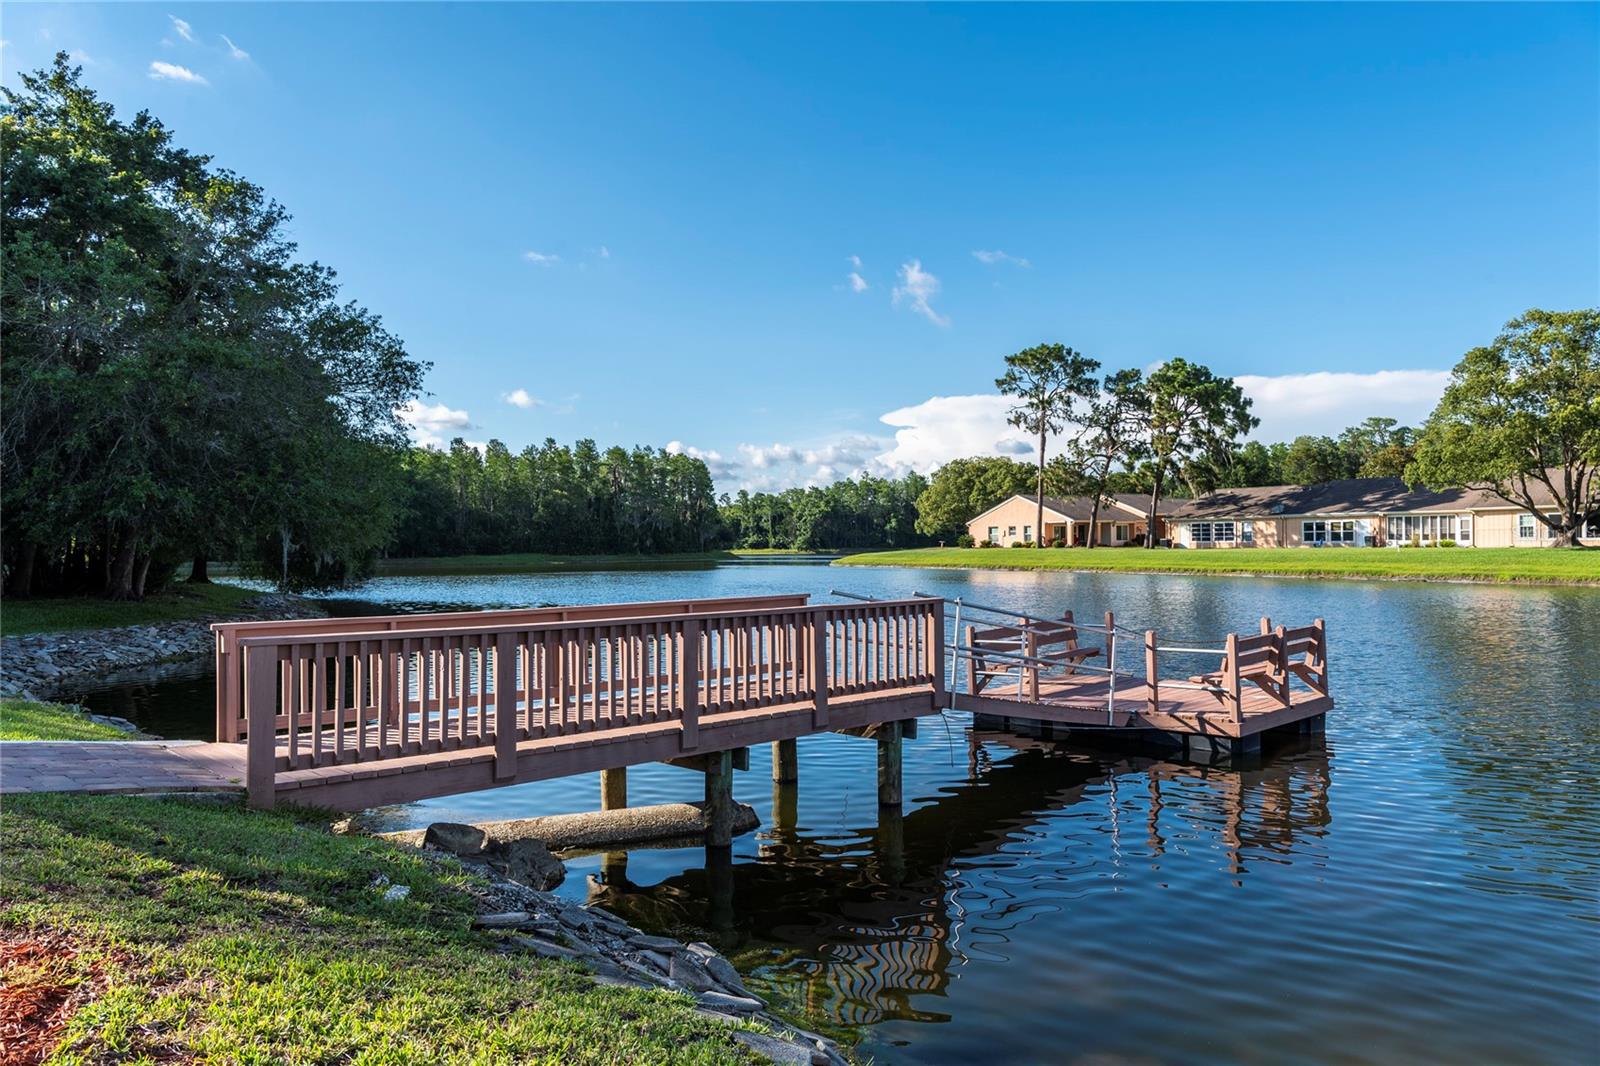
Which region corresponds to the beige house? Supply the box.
[966,494,1171,547]
[1167,476,1599,549]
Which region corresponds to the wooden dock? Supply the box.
[211,592,1332,815]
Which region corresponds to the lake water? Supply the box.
[78,562,1600,1063]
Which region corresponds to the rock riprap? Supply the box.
[413,821,849,1066]
[1,593,324,702]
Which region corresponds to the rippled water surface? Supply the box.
[79,563,1600,1063]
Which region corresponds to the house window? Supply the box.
[1023,525,1034,543]
[987,526,999,543]
[1517,514,1536,540]
[1114,523,1129,543]
[1190,520,1237,544]
[1458,515,1472,544]
[1302,519,1356,545]
[1584,515,1600,538]
[1388,515,1456,543]
[1544,513,1561,541]
[1007,526,1017,539]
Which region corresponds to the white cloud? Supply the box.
[503,388,541,409]
[891,259,948,327]
[1235,369,1450,443]
[221,34,249,60]
[169,16,195,42]
[803,434,880,468]
[596,245,611,259]
[973,249,1030,268]
[398,399,473,449]
[738,442,804,469]
[875,394,1036,473]
[148,61,207,85]
[69,49,95,65]
[665,440,737,480]
[523,250,560,265]
[843,255,868,292]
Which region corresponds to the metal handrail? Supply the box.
[1155,644,1227,656]
[950,645,1121,676]
[908,589,1056,624]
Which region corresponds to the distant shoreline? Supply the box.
[831,546,1600,587]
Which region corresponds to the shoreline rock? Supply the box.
[398,819,848,1065]
[0,592,326,702]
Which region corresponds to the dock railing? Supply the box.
[229,594,944,807]
[213,594,811,743]
[843,592,1327,726]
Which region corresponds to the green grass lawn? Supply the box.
[1,582,259,637]
[0,794,763,1064]
[0,699,137,741]
[834,545,1600,584]
[375,551,737,575]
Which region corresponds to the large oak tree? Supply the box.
[1409,309,1599,546]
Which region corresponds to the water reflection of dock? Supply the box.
[589,729,1333,1028]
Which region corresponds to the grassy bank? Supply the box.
[0,794,762,1064]
[1,582,258,637]
[0,699,134,741]
[834,546,1600,585]
[375,551,736,576]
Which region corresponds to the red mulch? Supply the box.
[0,927,109,1066]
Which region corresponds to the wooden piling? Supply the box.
[601,767,627,811]
[704,749,734,847]
[877,719,903,807]
[772,738,798,784]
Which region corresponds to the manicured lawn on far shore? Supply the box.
[376,551,736,575]
[0,699,134,741]
[834,546,1600,584]
[0,582,259,637]
[0,794,764,1064]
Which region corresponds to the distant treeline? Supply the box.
[389,440,719,557]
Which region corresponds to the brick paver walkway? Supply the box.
[1,741,247,796]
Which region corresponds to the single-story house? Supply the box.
[966,494,1173,547]
[1167,476,1599,549]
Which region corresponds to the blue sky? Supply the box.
[5,3,1597,490]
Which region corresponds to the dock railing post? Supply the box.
[215,629,234,741]
[1274,624,1290,706]
[927,598,946,701]
[1024,626,1039,701]
[681,620,702,751]
[1313,618,1329,695]
[494,631,518,780]
[1144,630,1159,716]
[245,643,278,811]
[965,625,978,695]
[812,609,830,728]
[1225,632,1243,723]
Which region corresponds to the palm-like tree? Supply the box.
[996,344,1101,546]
